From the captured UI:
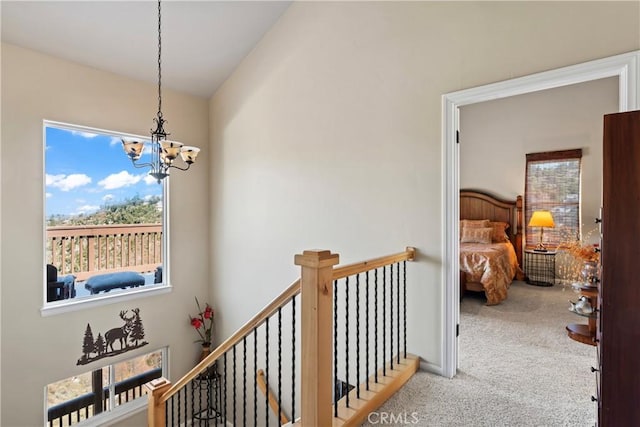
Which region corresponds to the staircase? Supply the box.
[146,247,418,426]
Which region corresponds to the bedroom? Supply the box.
[455,74,617,422]
[458,75,614,301]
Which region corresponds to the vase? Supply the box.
[581,261,599,287]
[199,342,212,363]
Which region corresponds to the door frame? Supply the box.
[441,50,640,379]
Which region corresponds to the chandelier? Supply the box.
[122,0,200,182]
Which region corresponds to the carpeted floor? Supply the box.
[361,281,597,427]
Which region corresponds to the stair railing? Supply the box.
[146,247,416,427]
[329,247,418,426]
[147,278,300,426]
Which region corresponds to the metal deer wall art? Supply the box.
[77,308,148,365]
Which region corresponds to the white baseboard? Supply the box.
[419,360,443,376]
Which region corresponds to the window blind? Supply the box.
[525,149,582,248]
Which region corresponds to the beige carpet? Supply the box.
[361,281,597,427]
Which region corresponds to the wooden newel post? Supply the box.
[145,377,171,427]
[295,249,340,427]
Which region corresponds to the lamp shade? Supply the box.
[528,210,555,228]
[122,138,145,161]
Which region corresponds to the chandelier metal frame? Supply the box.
[122,0,200,183]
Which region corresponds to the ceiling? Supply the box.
[1,1,291,98]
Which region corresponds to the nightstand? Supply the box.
[524,249,556,287]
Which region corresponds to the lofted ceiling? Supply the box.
[1,1,291,98]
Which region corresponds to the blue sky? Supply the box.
[45,125,162,217]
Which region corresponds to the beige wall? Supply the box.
[460,76,619,243]
[0,43,210,426]
[208,1,639,374]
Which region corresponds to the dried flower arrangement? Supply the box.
[556,227,600,285]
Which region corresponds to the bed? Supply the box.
[459,189,524,305]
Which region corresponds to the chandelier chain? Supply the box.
[157,0,162,119]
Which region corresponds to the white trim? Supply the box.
[441,50,640,379]
[84,397,147,427]
[441,96,460,380]
[419,360,443,377]
[41,285,172,317]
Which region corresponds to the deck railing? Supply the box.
[48,368,162,427]
[46,224,162,281]
[146,247,419,427]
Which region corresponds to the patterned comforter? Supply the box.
[460,242,519,305]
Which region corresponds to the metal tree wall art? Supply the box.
[77,308,148,365]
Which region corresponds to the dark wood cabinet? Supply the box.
[599,110,640,426]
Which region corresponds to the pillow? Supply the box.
[460,219,490,240]
[489,221,510,243]
[460,227,493,244]
[461,219,490,228]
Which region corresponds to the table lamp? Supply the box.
[528,210,555,252]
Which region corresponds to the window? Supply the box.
[44,121,168,309]
[46,349,166,426]
[525,149,582,248]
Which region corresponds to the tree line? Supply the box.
[48,195,162,227]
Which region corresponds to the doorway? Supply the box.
[441,50,640,378]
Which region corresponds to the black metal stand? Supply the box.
[192,368,223,425]
[525,250,556,287]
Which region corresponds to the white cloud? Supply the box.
[143,174,159,185]
[75,205,100,215]
[46,192,52,198]
[98,171,142,190]
[102,194,114,202]
[110,137,122,146]
[45,174,60,186]
[46,173,92,191]
[71,130,98,139]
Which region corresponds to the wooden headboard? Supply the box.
[460,189,523,268]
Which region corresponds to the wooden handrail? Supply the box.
[257,369,290,424]
[156,246,417,406]
[159,278,301,403]
[47,224,162,238]
[332,247,416,280]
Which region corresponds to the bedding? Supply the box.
[460,241,519,305]
[459,190,524,304]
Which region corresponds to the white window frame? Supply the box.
[44,347,169,427]
[41,120,172,317]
